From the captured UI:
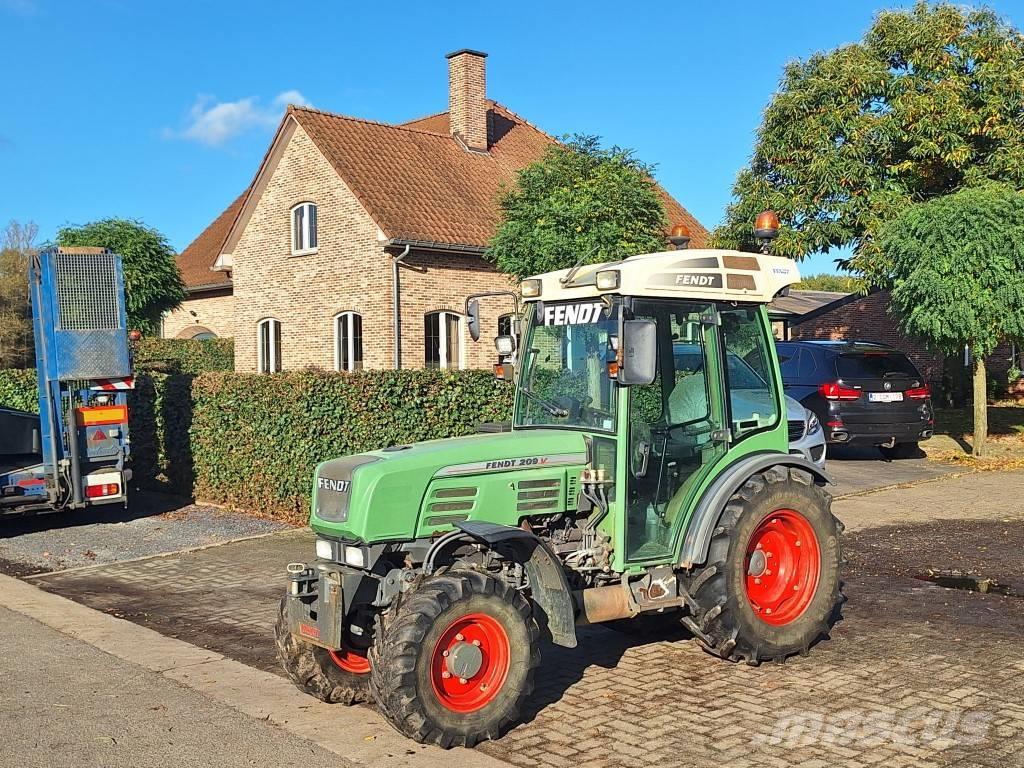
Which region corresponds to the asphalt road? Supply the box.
[825,444,958,496]
[0,606,345,768]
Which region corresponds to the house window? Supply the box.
[291,202,318,254]
[334,312,363,372]
[258,318,281,373]
[425,311,462,369]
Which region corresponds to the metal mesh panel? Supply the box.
[55,251,122,331]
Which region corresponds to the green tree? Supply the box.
[0,221,37,368]
[793,273,865,293]
[488,135,668,280]
[715,2,1024,281]
[877,184,1024,457]
[57,218,186,335]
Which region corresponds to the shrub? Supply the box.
[188,370,513,519]
[0,368,38,412]
[133,337,234,374]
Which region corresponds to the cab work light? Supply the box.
[595,270,620,291]
[520,279,542,298]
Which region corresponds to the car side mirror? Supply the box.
[466,298,480,342]
[618,319,657,386]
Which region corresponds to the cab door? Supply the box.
[623,300,728,563]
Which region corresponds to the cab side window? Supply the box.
[720,308,780,440]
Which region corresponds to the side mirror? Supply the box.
[466,298,481,342]
[617,319,657,386]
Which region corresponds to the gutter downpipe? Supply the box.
[390,244,412,369]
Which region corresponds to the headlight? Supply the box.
[314,539,367,568]
[806,412,821,435]
[343,545,366,568]
[315,538,335,560]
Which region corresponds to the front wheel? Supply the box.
[681,466,843,664]
[369,570,539,748]
[274,596,370,704]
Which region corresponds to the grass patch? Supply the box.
[930,403,1024,459]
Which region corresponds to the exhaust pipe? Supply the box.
[921,429,934,439]
[573,585,633,625]
[831,431,849,443]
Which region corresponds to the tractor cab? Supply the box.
[479,247,801,565]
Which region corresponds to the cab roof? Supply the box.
[525,248,801,305]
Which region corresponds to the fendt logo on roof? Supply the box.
[675,273,723,288]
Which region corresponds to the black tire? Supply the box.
[368,570,539,748]
[681,466,843,665]
[879,441,920,460]
[274,596,370,704]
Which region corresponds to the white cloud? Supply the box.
[167,90,314,147]
[274,90,314,109]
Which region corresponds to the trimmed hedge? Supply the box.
[0,367,514,523]
[133,337,234,374]
[0,369,38,413]
[188,370,513,519]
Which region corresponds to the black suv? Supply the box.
[775,341,934,458]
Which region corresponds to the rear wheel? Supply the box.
[681,466,843,664]
[369,570,539,748]
[274,596,370,704]
[879,441,920,460]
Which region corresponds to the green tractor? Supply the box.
[276,240,844,748]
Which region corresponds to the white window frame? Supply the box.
[290,202,318,256]
[425,310,465,370]
[257,318,281,373]
[334,311,363,372]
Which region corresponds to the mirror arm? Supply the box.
[462,290,520,320]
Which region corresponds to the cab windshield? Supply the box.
[514,300,619,433]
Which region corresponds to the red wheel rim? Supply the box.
[744,509,821,626]
[329,645,370,675]
[429,612,511,713]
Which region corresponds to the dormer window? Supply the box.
[291,202,318,255]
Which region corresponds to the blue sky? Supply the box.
[2,0,1022,275]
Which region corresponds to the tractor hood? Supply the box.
[309,429,591,542]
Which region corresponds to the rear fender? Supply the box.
[454,521,577,648]
[678,453,831,568]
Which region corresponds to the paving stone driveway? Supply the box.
[29,471,1024,768]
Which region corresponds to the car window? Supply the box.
[777,346,800,380]
[836,352,920,379]
[797,348,819,379]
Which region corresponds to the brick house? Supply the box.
[164,50,707,372]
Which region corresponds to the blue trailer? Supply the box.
[0,247,133,516]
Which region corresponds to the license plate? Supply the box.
[869,392,904,403]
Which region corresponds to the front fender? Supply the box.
[455,521,577,648]
[678,452,831,568]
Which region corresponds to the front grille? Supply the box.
[788,420,805,442]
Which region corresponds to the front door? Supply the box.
[624,300,728,562]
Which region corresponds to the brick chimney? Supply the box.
[446,49,488,152]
